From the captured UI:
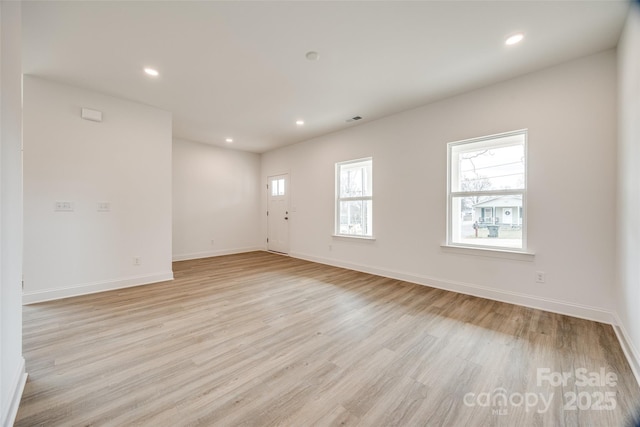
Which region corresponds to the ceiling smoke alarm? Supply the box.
[305,51,319,61]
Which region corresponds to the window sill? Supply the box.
[332,234,376,241]
[440,244,535,261]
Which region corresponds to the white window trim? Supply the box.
[332,234,376,241]
[440,244,534,261]
[335,157,373,238]
[446,129,529,254]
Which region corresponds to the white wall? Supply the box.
[172,138,262,260]
[616,4,640,382]
[262,50,618,323]
[1,2,27,426]
[23,76,173,303]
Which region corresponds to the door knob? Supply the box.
[284,217,288,220]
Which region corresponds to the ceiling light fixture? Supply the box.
[296,120,305,126]
[225,138,233,143]
[305,51,319,61]
[505,33,524,46]
[144,67,159,77]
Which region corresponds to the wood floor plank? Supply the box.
[15,251,640,426]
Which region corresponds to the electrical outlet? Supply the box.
[535,271,546,283]
[133,256,141,266]
[211,239,215,246]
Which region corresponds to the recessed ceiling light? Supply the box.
[296,120,305,126]
[144,67,159,77]
[225,138,233,143]
[305,51,319,61]
[505,33,524,46]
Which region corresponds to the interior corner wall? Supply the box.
[22,76,173,303]
[616,4,640,381]
[172,138,263,261]
[1,2,27,426]
[261,49,618,323]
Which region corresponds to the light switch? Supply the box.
[54,201,74,212]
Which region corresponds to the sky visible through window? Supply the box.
[456,144,524,193]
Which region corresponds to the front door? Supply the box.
[503,208,513,225]
[267,174,289,254]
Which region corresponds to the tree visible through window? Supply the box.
[336,158,373,237]
[448,130,527,250]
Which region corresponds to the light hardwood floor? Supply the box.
[16,251,640,426]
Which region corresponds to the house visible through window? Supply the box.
[447,130,527,250]
[336,158,372,237]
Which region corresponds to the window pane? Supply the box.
[339,160,372,197]
[339,200,372,237]
[451,195,522,249]
[278,178,285,195]
[271,179,278,196]
[451,135,525,192]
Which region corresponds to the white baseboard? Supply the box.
[172,246,263,262]
[22,272,174,304]
[612,313,640,387]
[2,357,27,427]
[289,251,615,324]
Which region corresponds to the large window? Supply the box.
[336,158,373,237]
[447,130,527,250]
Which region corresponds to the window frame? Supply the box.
[335,157,373,238]
[446,129,528,252]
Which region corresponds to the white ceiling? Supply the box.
[22,1,629,153]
